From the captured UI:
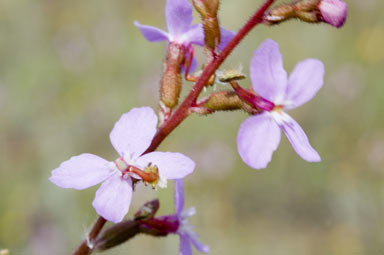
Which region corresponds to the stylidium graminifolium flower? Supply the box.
[140,180,209,255]
[49,107,195,223]
[237,39,324,169]
[134,0,234,52]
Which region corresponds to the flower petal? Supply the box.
[281,114,321,162]
[285,59,324,109]
[237,113,281,169]
[92,175,133,223]
[179,24,204,46]
[49,153,112,190]
[174,179,185,216]
[166,0,193,37]
[134,21,169,42]
[217,27,235,51]
[179,233,193,255]
[189,234,210,254]
[137,152,195,179]
[250,39,288,102]
[110,107,158,158]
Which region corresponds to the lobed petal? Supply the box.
[179,233,193,255]
[110,107,158,159]
[166,0,193,37]
[217,28,235,52]
[174,179,185,216]
[49,153,112,190]
[137,152,195,180]
[250,39,288,103]
[281,114,321,162]
[92,174,133,223]
[189,233,210,254]
[285,59,324,109]
[134,21,169,42]
[237,113,281,169]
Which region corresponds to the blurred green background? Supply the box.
[1,0,383,254]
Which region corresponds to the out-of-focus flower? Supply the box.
[49,107,195,223]
[173,180,209,255]
[318,0,347,28]
[237,39,324,169]
[134,0,234,51]
[139,180,209,255]
[134,0,204,47]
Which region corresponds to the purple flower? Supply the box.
[49,107,195,223]
[134,0,234,50]
[318,0,347,28]
[173,179,209,255]
[237,39,324,169]
[139,180,209,255]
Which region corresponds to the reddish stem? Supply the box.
[73,1,275,254]
[145,0,275,153]
[73,217,107,255]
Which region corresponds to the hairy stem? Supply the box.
[73,1,275,254]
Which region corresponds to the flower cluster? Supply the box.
[49,0,348,254]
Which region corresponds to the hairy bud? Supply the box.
[201,90,254,112]
[264,0,347,28]
[160,42,186,109]
[192,0,221,51]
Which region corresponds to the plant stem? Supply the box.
[73,217,106,255]
[145,0,275,153]
[73,1,275,254]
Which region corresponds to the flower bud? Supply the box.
[318,0,347,28]
[192,0,221,51]
[264,0,347,28]
[134,199,160,221]
[93,221,140,251]
[201,90,252,112]
[160,42,186,109]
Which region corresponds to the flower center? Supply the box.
[111,156,163,188]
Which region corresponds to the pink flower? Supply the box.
[237,39,324,169]
[318,0,347,28]
[49,107,195,223]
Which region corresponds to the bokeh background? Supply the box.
[1,0,383,254]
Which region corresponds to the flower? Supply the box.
[318,0,347,28]
[173,179,209,255]
[138,180,209,255]
[134,0,234,51]
[237,39,324,169]
[49,107,195,223]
